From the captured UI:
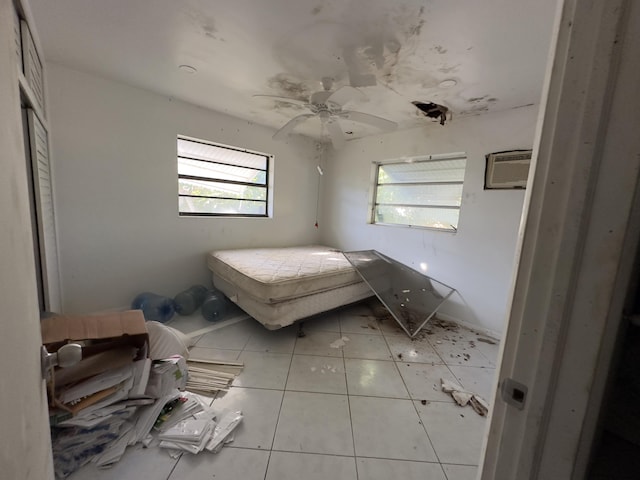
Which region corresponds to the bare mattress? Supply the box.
[207,245,372,329]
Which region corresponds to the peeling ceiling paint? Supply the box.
[29,0,558,143]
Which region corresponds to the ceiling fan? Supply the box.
[255,77,398,149]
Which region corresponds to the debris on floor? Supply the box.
[158,407,243,455]
[297,322,306,338]
[186,358,243,395]
[343,250,456,338]
[441,378,489,416]
[477,335,498,345]
[429,318,460,333]
[41,310,244,478]
[172,313,251,340]
[330,336,351,348]
[146,355,189,397]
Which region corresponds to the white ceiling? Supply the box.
[28,0,558,142]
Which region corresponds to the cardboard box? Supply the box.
[41,310,149,413]
[42,310,148,354]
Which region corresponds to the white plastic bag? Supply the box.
[146,321,190,360]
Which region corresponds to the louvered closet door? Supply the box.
[13,8,21,69]
[26,109,61,313]
[21,20,45,114]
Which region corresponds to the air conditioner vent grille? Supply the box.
[484,150,532,189]
[494,152,532,163]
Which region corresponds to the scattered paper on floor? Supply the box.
[186,358,243,395]
[441,378,489,416]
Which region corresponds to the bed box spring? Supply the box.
[214,275,372,329]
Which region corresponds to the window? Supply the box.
[177,136,272,217]
[370,153,467,231]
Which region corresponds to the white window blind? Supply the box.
[177,136,272,217]
[371,154,467,231]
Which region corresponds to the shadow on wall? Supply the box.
[434,291,488,334]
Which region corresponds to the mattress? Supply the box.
[207,245,363,303]
[206,245,373,329]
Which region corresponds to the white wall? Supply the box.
[47,63,321,314]
[319,107,538,334]
[45,61,537,330]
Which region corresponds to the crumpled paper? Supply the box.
[441,378,489,416]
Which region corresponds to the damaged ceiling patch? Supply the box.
[458,95,499,116]
[412,101,449,125]
[267,73,312,101]
[181,7,220,40]
[29,0,557,142]
[467,95,497,104]
[432,44,447,54]
[272,1,428,90]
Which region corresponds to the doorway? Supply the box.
[588,247,640,478]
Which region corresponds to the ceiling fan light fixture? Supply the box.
[438,79,457,89]
[267,79,397,149]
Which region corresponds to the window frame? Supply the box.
[369,152,467,232]
[177,135,273,218]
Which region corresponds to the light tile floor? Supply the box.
[68,301,499,480]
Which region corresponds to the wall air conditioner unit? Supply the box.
[484,150,532,189]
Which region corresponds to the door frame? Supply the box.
[482,0,640,478]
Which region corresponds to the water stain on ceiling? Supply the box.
[28,0,559,142]
[181,7,222,41]
[267,73,312,101]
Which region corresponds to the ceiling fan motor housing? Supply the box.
[309,90,342,114]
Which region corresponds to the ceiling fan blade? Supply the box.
[326,119,346,150]
[326,86,365,107]
[273,114,316,141]
[253,94,308,107]
[340,110,398,131]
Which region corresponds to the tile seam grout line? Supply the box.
[379,320,445,468]
[261,325,297,480]
[228,444,480,466]
[340,310,361,480]
[164,452,184,480]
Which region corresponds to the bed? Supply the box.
[206,245,373,329]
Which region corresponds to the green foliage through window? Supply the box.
[177,136,272,217]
